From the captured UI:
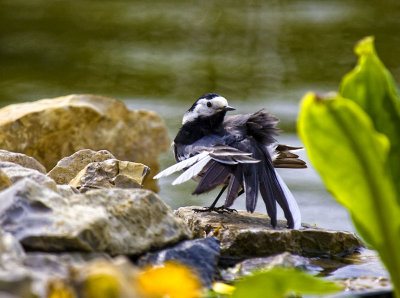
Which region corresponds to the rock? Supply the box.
[69,159,149,192]
[0,179,191,255]
[220,252,323,282]
[0,150,46,174]
[0,94,170,191]
[47,149,116,185]
[0,162,57,191]
[138,237,220,287]
[175,207,364,262]
[0,169,12,191]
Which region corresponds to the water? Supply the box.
[2,0,400,232]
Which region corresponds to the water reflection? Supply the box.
[0,0,399,105]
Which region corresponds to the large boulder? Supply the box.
[0,94,170,191]
[0,179,191,255]
[175,207,364,263]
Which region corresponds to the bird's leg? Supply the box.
[193,186,231,214]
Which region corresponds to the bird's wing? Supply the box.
[153,145,260,185]
[153,151,209,180]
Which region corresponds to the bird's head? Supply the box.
[182,93,235,125]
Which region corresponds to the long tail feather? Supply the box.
[274,169,301,229]
[243,165,258,213]
[259,166,277,227]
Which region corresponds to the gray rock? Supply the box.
[175,207,364,260]
[0,150,46,173]
[47,149,116,185]
[69,159,149,192]
[0,162,57,191]
[138,237,220,287]
[0,179,191,255]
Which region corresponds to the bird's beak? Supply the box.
[223,105,236,111]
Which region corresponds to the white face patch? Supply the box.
[182,96,230,124]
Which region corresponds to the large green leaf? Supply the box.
[298,92,400,295]
[340,36,400,195]
[232,267,341,298]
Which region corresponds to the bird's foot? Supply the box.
[193,206,238,214]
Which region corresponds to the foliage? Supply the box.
[229,267,340,298]
[298,36,400,296]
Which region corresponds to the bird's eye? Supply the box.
[207,102,212,108]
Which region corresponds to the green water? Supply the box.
[1,0,400,231]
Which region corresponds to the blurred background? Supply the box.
[1,0,399,231]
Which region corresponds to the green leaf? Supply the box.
[232,267,341,298]
[340,36,400,195]
[298,92,400,295]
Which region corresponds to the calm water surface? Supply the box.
[2,0,400,232]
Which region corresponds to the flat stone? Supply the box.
[0,179,191,255]
[69,159,148,192]
[138,237,220,287]
[0,150,46,174]
[47,149,116,185]
[0,162,57,191]
[175,207,364,261]
[0,94,170,191]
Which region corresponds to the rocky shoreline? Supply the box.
[0,95,392,297]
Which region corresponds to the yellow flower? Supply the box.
[136,261,202,298]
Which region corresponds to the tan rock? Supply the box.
[69,159,149,192]
[0,150,46,173]
[0,168,12,191]
[47,149,116,185]
[175,206,364,259]
[0,94,170,191]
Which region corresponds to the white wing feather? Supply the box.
[274,169,302,229]
[172,155,212,185]
[153,151,209,179]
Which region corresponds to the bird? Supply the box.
[154,93,306,229]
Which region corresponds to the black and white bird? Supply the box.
[154,93,306,229]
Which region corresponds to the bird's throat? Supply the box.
[175,111,226,145]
